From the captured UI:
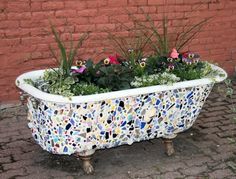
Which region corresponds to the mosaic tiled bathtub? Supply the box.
[16,64,227,173]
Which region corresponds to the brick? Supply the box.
[96,23,116,31]
[0,156,11,164]
[0,38,21,47]
[110,15,130,23]
[30,27,50,36]
[0,20,19,29]
[55,10,76,17]
[199,121,221,128]
[218,124,236,131]
[7,2,30,12]
[108,0,127,7]
[20,20,46,28]
[7,12,31,20]
[128,0,148,6]
[148,0,165,5]
[215,144,236,153]
[65,1,87,10]
[209,169,235,179]
[0,168,26,179]
[158,172,184,179]
[77,9,98,17]
[210,151,235,161]
[89,15,109,24]
[3,160,34,170]
[42,1,64,10]
[67,17,89,25]
[30,2,42,11]
[21,36,53,46]
[180,165,208,176]
[204,110,226,117]
[183,0,205,4]
[86,0,107,8]
[137,6,156,13]
[31,11,55,20]
[201,127,220,134]
[5,28,30,38]
[75,24,96,32]
[98,7,127,16]
[160,162,187,172]
[217,130,236,138]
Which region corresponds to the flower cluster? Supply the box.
[27,21,221,97]
[30,45,220,97]
[131,72,180,88]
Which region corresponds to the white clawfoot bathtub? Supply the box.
[15,64,227,174]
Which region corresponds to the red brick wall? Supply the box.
[1,0,236,102]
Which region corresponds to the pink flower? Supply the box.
[170,48,179,59]
[71,66,86,74]
[108,54,120,64]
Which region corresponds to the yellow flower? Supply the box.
[140,61,146,68]
[167,57,173,62]
[104,58,110,65]
[76,60,83,67]
[188,53,194,59]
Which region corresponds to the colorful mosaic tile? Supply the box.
[27,84,213,155]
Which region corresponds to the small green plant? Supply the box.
[72,83,109,95]
[49,23,89,77]
[128,8,211,57]
[43,70,76,97]
[106,23,152,77]
[36,22,89,97]
[94,63,134,91]
[131,72,180,88]
[24,79,35,86]
[24,11,225,98]
[173,61,214,81]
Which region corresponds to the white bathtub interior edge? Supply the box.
[15,64,227,103]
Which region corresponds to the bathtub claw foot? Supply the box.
[162,135,176,156]
[76,150,95,174]
[163,138,175,156]
[80,155,94,174]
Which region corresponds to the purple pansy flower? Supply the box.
[71,66,86,74]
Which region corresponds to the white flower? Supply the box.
[130,72,180,87]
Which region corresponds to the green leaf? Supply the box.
[64,76,75,85]
[50,22,68,74]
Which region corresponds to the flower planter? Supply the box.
[16,64,227,174]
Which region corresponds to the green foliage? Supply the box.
[27,15,223,97]
[107,21,151,62]
[72,83,109,95]
[49,22,88,77]
[42,22,89,96]
[39,69,110,97]
[173,61,213,81]
[72,59,134,91]
[74,59,101,84]
[131,72,180,88]
[106,24,152,77]
[95,64,134,91]
[128,8,211,57]
[43,70,76,97]
[144,56,170,74]
[24,79,35,86]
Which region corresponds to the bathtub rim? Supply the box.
[15,64,227,104]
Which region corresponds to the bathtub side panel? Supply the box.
[27,84,213,155]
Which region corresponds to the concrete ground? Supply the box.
[1,85,236,179]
